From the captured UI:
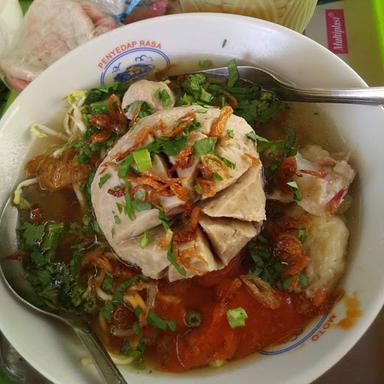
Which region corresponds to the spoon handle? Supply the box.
[74,326,127,384]
[282,86,384,105]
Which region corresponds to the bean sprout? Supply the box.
[72,182,87,211]
[13,178,38,208]
[30,123,68,141]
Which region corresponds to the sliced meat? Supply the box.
[303,214,349,298]
[202,164,266,222]
[268,144,355,216]
[168,228,219,282]
[116,226,170,279]
[199,215,259,265]
[122,80,175,118]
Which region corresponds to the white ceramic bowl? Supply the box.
[1,13,384,384]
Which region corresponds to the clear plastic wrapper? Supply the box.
[87,0,168,23]
[0,0,170,92]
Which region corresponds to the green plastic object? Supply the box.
[373,0,384,70]
[0,370,19,384]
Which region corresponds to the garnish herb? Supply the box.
[167,241,186,276]
[98,173,111,188]
[246,131,269,144]
[139,231,150,248]
[102,274,114,291]
[227,307,248,328]
[147,309,177,331]
[182,74,213,104]
[298,273,309,287]
[227,59,239,88]
[146,132,192,157]
[101,274,149,321]
[297,228,307,243]
[212,172,223,181]
[132,201,153,211]
[247,235,284,286]
[198,59,213,68]
[155,89,172,107]
[18,221,93,311]
[42,223,65,254]
[193,183,202,194]
[116,202,124,214]
[19,222,45,249]
[160,135,188,156]
[226,129,234,138]
[193,137,217,159]
[84,83,129,105]
[114,214,121,224]
[89,100,108,115]
[124,193,136,220]
[282,276,292,291]
[287,180,302,201]
[256,128,298,185]
[118,154,134,178]
[185,309,202,328]
[218,155,236,169]
[236,90,287,125]
[127,101,154,118]
[159,210,170,231]
[200,87,213,103]
[178,93,194,106]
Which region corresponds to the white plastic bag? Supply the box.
[0,0,119,92]
[0,0,23,57]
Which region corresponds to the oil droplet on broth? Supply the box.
[337,293,362,330]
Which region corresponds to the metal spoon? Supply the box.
[199,65,384,105]
[0,200,127,384]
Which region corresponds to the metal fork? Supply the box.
[199,65,384,105]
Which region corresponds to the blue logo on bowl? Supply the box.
[99,46,170,85]
[114,63,155,83]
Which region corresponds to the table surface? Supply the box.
[315,307,384,383]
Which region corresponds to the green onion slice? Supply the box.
[133,148,152,172]
[226,307,248,328]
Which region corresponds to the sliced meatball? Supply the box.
[122,80,175,118]
[169,228,219,282]
[116,226,170,279]
[91,105,265,280]
[201,164,266,222]
[199,215,259,265]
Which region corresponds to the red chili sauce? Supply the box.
[98,255,326,372]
